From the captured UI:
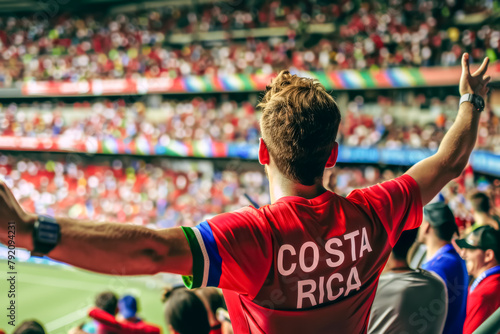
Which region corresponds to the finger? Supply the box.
[483,75,492,84]
[462,53,470,76]
[472,57,490,77]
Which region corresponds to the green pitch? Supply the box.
[1,261,174,334]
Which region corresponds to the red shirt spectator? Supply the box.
[89,308,161,334]
[456,226,500,334]
[463,273,500,334]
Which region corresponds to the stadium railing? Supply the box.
[473,307,500,334]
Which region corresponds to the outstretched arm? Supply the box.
[0,180,192,276]
[406,53,491,205]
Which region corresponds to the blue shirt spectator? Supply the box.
[422,244,468,334]
[418,202,469,334]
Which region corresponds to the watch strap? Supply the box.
[460,93,484,112]
[459,93,473,106]
[32,215,60,257]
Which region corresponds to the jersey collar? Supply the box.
[426,243,455,263]
[275,190,335,206]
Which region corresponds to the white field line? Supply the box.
[45,306,90,333]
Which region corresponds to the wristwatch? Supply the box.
[31,215,60,257]
[460,94,485,112]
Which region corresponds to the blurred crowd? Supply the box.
[0,153,270,227]
[0,0,497,85]
[1,151,499,231]
[2,94,499,152]
[0,98,260,144]
[9,287,234,334]
[338,95,500,153]
[4,160,500,334]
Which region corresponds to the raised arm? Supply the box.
[406,53,491,205]
[0,180,192,276]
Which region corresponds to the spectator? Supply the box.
[82,291,118,334]
[117,295,161,333]
[118,295,140,322]
[13,321,45,334]
[369,228,447,334]
[164,288,210,334]
[87,307,160,334]
[467,192,500,234]
[456,226,500,334]
[418,202,468,334]
[195,288,229,334]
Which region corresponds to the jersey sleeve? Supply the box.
[181,207,273,298]
[347,174,423,247]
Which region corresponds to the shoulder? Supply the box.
[432,251,464,271]
[474,274,500,297]
[209,206,268,228]
[419,269,447,290]
[468,286,498,314]
[346,174,420,207]
[205,206,272,244]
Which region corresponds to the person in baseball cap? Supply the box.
[118,295,139,322]
[417,202,468,334]
[113,295,161,333]
[456,226,500,334]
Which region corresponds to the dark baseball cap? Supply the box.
[456,226,500,255]
[423,202,459,235]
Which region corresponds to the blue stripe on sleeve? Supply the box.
[197,220,223,287]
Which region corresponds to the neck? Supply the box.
[382,254,411,274]
[268,166,327,203]
[425,238,449,260]
[474,262,499,280]
[473,212,489,225]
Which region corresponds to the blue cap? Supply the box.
[118,295,137,319]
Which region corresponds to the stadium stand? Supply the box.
[1,94,499,152]
[0,0,497,85]
[1,151,498,232]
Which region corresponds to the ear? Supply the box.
[421,221,431,235]
[484,249,496,264]
[259,138,270,165]
[325,142,339,168]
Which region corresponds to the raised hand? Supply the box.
[460,53,491,99]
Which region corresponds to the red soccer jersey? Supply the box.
[182,174,423,334]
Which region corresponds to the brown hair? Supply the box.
[95,291,118,316]
[13,320,45,334]
[164,289,210,334]
[258,70,341,185]
[469,192,491,213]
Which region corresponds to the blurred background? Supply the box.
[0,0,500,332]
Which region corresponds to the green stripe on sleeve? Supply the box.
[181,226,204,289]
